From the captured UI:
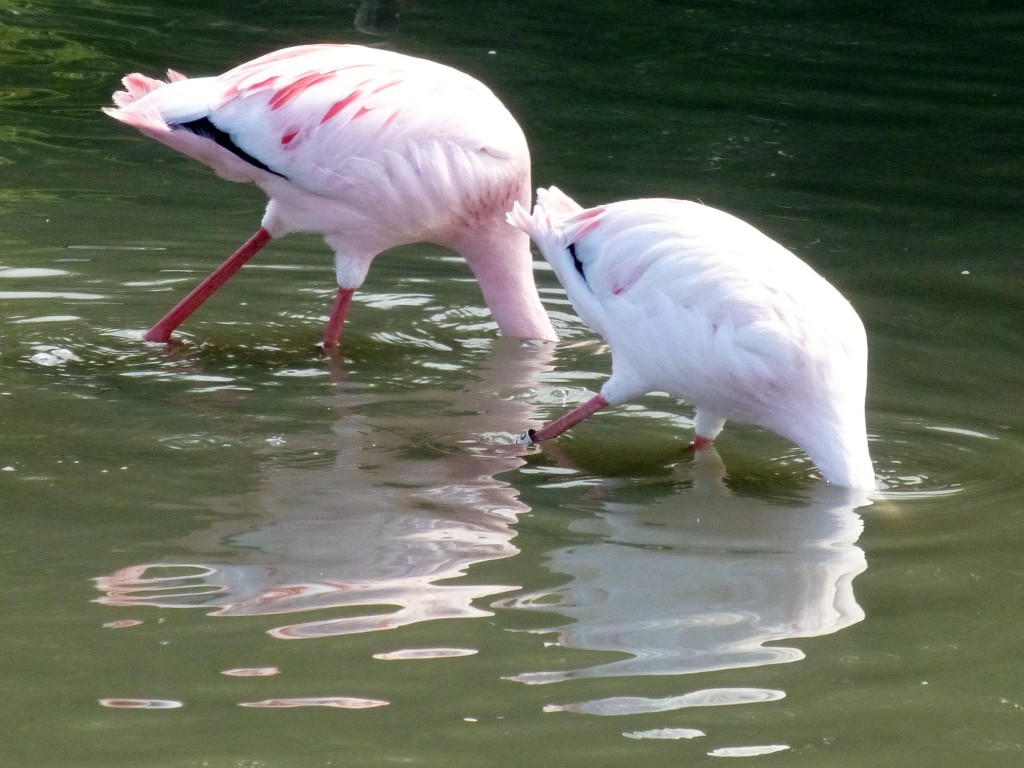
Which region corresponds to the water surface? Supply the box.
[2,1,1023,766]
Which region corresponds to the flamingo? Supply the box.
[507,187,875,489]
[104,44,557,346]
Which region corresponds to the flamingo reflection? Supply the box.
[498,448,870,683]
[94,340,553,638]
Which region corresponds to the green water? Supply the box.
[2,1,1023,766]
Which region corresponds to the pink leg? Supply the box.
[144,228,272,343]
[321,288,354,348]
[528,394,610,443]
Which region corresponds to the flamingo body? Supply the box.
[105,44,556,344]
[508,187,874,489]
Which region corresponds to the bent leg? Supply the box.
[525,394,610,443]
[144,228,272,342]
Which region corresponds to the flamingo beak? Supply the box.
[515,430,537,445]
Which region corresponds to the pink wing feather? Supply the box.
[104,45,526,193]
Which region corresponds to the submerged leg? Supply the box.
[144,227,272,343]
[521,394,610,444]
[321,287,355,349]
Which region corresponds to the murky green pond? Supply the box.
[2,1,1023,766]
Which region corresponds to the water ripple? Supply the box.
[98,698,182,709]
[28,345,80,366]
[543,687,785,715]
[708,745,791,757]
[870,416,1023,502]
[221,667,281,677]
[372,648,478,661]
[11,314,80,324]
[0,267,69,278]
[624,728,706,740]
[157,435,241,451]
[238,697,388,709]
[0,290,105,300]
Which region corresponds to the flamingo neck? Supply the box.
[457,225,557,342]
[811,439,875,489]
[790,412,875,490]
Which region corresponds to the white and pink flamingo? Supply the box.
[105,44,556,346]
[107,47,874,487]
[509,187,875,489]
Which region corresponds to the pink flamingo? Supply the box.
[104,44,557,346]
[508,187,875,489]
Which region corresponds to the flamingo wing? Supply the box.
[105,45,527,197]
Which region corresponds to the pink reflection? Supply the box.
[102,619,143,629]
[98,698,182,709]
[238,697,388,709]
[94,342,553,639]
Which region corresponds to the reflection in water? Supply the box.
[98,698,183,709]
[373,647,477,660]
[624,728,705,741]
[238,697,389,709]
[544,687,787,715]
[94,341,553,638]
[93,337,868,704]
[355,0,401,36]
[221,667,281,677]
[710,745,791,757]
[500,450,870,685]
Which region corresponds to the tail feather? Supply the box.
[505,200,567,254]
[505,185,583,249]
[111,70,191,108]
[104,73,264,184]
[111,73,170,108]
[535,186,606,245]
[535,185,583,216]
[106,74,218,127]
[102,104,172,134]
[507,187,608,253]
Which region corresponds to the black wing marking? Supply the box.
[176,117,286,179]
[568,242,586,282]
